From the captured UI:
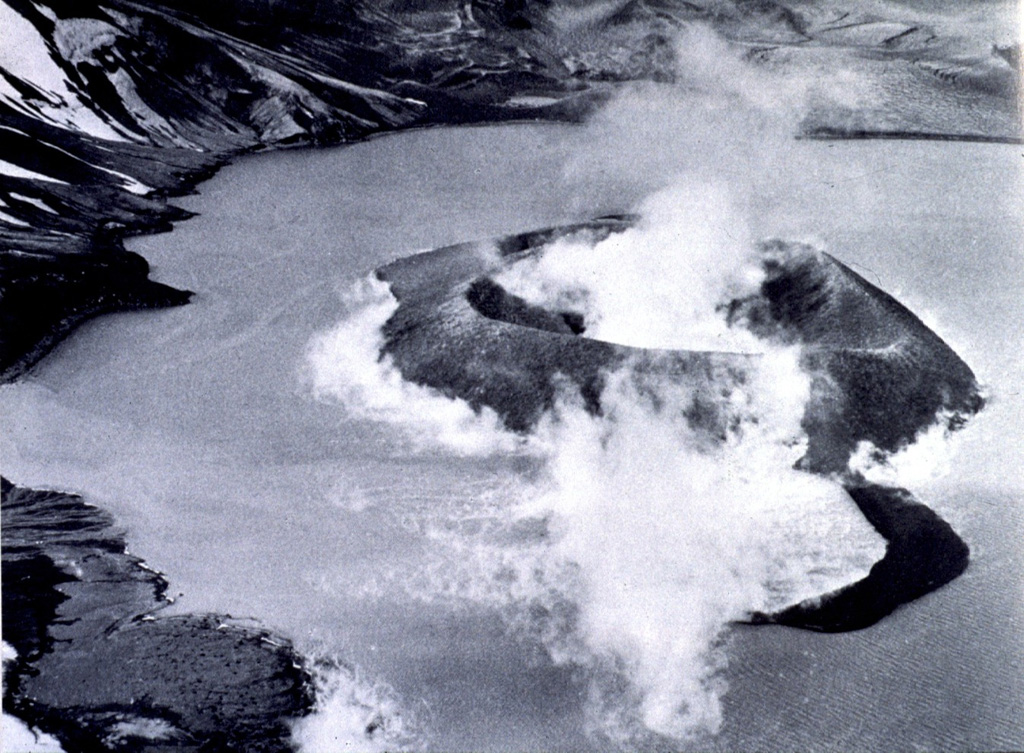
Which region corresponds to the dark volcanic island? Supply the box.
[374,218,982,631]
[0,0,1017,750]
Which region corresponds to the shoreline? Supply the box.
[749,483,971,632]
[1,477,315,751]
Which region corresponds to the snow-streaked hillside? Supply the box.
[0,0,1018,377]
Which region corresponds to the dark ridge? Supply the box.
[0,243,194,381]
[466,277,585,336]
[800,128,1024,145]
[746,483,970,632]
[0,101,228,194]
[1,478,314,751]
[493,215,640,258]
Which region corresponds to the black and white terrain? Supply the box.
[2,1,1021,751]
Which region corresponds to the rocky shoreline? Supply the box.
[2,0,1020,381]
[1,478,315,751]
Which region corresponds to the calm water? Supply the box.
[2,122,1022,750]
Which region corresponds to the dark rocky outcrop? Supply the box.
[0,232,194,381]
[1,477,314,752]
[747,482,970,632]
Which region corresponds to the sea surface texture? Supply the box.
[4,123,1023,750]
[1,0,1022,750]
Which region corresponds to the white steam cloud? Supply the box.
[305,275,519,456]
[495,180,764,352]
[848,410,973,488]
[516,367,883,741]
[304,21,895,745]
[291,657,420,752]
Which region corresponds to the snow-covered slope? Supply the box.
[0,0,1019,376]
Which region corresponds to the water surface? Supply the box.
[2,123,1022,750]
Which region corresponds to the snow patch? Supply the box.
[0,3,128,141]
[2,642,67,752]
[7,191,58,214]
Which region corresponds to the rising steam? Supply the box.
[516,365,883,741]
[304,21,897,745]
[305,275,520,456]
[494,180,764,352]
[291,656,420,752]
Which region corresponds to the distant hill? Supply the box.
[1,0,1019,378]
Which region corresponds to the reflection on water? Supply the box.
[1,123,1022,750]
